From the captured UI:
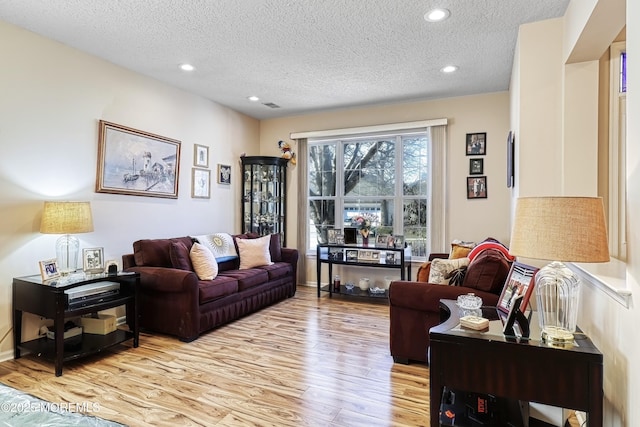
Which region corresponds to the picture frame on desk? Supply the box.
[385,251,397,265]
[39,258,60,281]
[497,261,539,313]
[387,235,404,249]
[82,247,105,274]
[375,234,389,247]
[327,229,342,244]
[343,227,357,244]
[345,249,358,262]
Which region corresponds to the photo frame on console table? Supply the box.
[96,120,181,199]
[83,247,105,274]
[497,261,539,313]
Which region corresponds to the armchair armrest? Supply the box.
[389,280,499,313]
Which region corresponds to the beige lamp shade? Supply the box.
[509,197,609,263]
[40,201,94,234]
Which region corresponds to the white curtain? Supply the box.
[295,138,308,284]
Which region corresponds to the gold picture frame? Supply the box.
[39,258,60,281]
[194,144,209,167]
[96,120,181,199]
[192,168,211,199]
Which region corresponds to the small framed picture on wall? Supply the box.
[194,144,209,168]
[218,164,231,185]
[469,158,484,175]
[466,132,486,155]
[467,176,487,199]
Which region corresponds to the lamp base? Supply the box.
[56,234,79,275]
[541,326,574,346]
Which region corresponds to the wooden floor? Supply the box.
[0,286,430,426]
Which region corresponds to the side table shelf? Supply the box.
[12,272,140,376]
[316,243,411,300]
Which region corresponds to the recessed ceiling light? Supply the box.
[424,8,450,22]
[179,63,195,72]
[247,96,260,102]
[441,65,458,73]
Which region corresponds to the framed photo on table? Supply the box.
[497,261,539,313]
[83,247,105,273]
[39,259,60,281]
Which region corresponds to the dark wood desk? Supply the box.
[429,300,603,427]
[13,272,139,376]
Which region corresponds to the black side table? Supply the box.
[13,272,139,376]
[429,299,603,427]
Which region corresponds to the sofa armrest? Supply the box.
[281,247,299,265]
[388,280,499,313]
[124,266,199,294]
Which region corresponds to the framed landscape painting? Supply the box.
[96,120,181,199]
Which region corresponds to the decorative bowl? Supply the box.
[457,293,482,311]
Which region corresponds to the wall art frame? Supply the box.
[218,164,231,185]
[96,120,181,199]
[507,131,515,188]
[467,176,487,199]
[466,132,486,156]
[194,144,209,168]
[469,158,484,175]
[192,168,211,199]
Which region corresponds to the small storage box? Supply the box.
[46,326,83,340]
[80,314,117,335]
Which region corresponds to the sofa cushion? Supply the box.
[133,236,194,267]
[170,241,193,271]
[237,235,273,269]
[198,276,238,303]
[429,257,470,284]
[218,268,269,292]
[269,233,282,262]
[190,243,219,280]
[462,248,512,294]
[257,262,292,280]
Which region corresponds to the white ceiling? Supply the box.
[0,0,570,120]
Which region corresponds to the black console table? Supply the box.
[429,299,603,427]
[13,272,139,376]
[316,243,411,299]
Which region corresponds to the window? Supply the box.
[307,130,434,258]
[608,41,626,260]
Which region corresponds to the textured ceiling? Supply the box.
[0,0,569,120]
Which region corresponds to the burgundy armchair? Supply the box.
[389,248,512,364]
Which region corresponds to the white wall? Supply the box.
[0,21,260,355]
[512,1,637,425]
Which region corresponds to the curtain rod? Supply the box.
[290,118,447,139]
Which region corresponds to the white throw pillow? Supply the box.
[237,235,273,269]
[428,257,470,285]
[190,242,219,280]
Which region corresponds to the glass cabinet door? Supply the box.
[241,156,288,245]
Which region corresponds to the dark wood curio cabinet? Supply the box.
[241,156,287,245]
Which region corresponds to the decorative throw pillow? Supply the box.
[449,240,475,259]
[192,233,238,262]
[236,235,273,270]
[463,248,512,294]
[190,242,219,280]
[446,266,468,286]
[170,241,193,271]
[428,257,470,285]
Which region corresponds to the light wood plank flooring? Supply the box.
[0,286,430,426]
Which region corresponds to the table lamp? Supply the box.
[40,201,94,275]
[509,197,609,344]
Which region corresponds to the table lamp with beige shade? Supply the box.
[40,201,94,275]
[509,197,609,344]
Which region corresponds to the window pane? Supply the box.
[403,136,428,196]
[403,199,427,257]
[309,200,335,249]
[342,200,393,234]
[344,139,395,197]
[309,144,336,197]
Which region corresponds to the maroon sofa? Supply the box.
[122,233,298,342]
[388,248,512,364]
